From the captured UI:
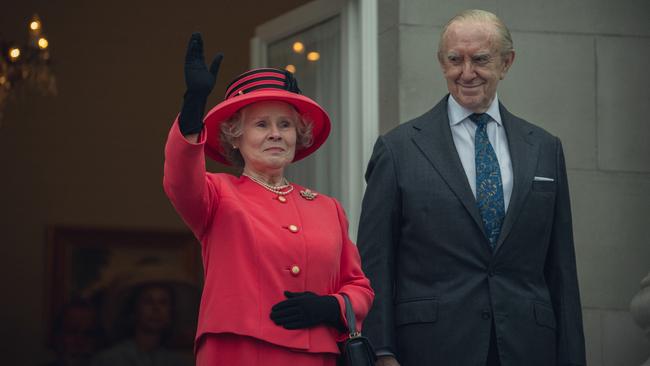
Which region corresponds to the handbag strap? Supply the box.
[342,294,361,338]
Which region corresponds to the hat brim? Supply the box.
[203,90,331,165]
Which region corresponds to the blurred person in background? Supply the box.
[45,300,103,366]
[91,262,196,366]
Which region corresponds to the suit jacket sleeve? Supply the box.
[357,136,401,354]
[163,117,218,240]
[545,139,586,366]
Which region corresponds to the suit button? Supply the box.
[290,265,301,276]
[481,310,491,320]
[488,270,495,277]
[288,224,299,233]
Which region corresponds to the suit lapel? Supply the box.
[410,98,487,238]
[495,104,539,251]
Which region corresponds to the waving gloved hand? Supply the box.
[270,291,344,330]
[178,32,223,136]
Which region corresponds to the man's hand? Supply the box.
[178,32,223,136]
[376,356,400,366]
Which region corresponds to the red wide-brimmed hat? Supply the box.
[203,68,331,165]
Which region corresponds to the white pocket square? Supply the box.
[533,176,555,182]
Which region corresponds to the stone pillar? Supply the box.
[631,271,650,366]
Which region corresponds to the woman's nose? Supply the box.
[268,124,281,140]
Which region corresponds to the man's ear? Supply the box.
[500,50,515,80]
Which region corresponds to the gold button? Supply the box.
[288,224,299,233]
[278,196,287,203]
[291,265,300,276]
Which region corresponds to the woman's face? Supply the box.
[238,101,298,175]
[135,285,172,333]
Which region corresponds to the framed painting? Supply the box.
[45,226,202,347]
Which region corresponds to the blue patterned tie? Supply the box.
[470,113,505,249]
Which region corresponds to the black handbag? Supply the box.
[338,294,377,366]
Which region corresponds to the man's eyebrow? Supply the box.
[471,53,493,61]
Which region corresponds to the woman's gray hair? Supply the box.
[437,9,514,62]
[219,107,314,168]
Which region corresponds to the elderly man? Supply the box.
[358,9,585,366]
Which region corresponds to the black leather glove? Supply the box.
[270,291,344,330]
[178,32,223,136]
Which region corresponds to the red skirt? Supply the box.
[196,333,338,366]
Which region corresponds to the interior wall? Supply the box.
[0,0,310,363]
[377,0,650,365]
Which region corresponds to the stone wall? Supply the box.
[378,0,650,364]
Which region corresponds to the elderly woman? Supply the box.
[163,33,374,366]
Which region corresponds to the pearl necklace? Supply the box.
[242,173,294,196]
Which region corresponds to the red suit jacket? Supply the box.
[163,120,374,354]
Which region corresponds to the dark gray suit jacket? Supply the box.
[358,96,586,366]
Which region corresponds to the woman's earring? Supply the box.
[233,145,238,149]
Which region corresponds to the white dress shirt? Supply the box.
[447,95,513,211]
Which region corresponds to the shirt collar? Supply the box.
[447,94,502,126]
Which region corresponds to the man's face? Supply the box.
[439,20,514,113]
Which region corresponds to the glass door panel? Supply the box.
[266,16,341,198]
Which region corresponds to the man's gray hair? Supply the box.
[437,9,514,62]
